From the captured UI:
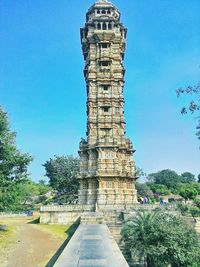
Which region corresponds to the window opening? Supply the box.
[102,22,107,30]
[100,43,109,49]
[108,23,112,30]
[102,85,109,91]
[97,10,100,14]
[97,23,101,30]
[83,182,88,189]
[101,128,111,135]
[102,10,106,14]
[102,106,110,112]
[100,61,110,67]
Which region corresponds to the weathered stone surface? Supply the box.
[78,0,137,209]
[40,205,94,224]
[53,224,129,267]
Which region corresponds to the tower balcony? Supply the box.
[95,168,135,179]
[96,140,116,148]
[96,71,113,79]
[93,116,125,124]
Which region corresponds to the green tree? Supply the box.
[136,167,146,180]
[0,107,32,211]
[194,198,200,208]
[148,169,181,191]
[181,172,196,183]
[38,179,46,185]
[43,155,79,203]
[190,182,200,194]
[176,82,200,141]
[179,183,198,203]
[121,209,200,267]
[198,174,200,183]
[20,180,52,208]
[190,206,200,218]
[136,182,154,200]
[148,183,171,196]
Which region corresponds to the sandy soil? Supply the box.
[0,217,66,267]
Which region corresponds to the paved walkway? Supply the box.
[0,217,64,267]
[54,224,129,267]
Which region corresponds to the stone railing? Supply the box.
[0,212,27,217]
[40,204,94,212]
[128,203,177,210]
[40,203,178,213]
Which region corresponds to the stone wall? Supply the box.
[40,205,94,224]
[40,204,160,224]
[40,204,200,236]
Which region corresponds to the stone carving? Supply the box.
[78,0,137,208]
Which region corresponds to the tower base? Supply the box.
[78,188,137,210]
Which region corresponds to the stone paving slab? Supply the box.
[53,224,129,267]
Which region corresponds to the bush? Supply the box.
[121,209,200,267]
[194,198,200,208]
[190,206,200,218]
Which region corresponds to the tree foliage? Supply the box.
[192,182,200,194]
[181,172,196,183]
[178,183,198,202]
[0,107,33,211]
[194,198,200,208]
[148,183,171,196]
[176,82,200,140]
[190,206,200,218]
[43,155,79,203]
[136,167,146,179]
[0,108,32,182]
[136,182,154,199]
[121,209,200,267]
[148,169,181,191]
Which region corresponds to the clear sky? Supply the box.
[1,0,200,182]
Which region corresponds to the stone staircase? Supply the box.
[80,211,105,224]
[101,210,124,244]
[80,211,124,244]
[107,222,122,244]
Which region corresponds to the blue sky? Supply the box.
[0,0,200,182]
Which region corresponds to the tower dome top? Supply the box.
[95,0,113,6]
[92,0,113,7]
[87,0,120,21]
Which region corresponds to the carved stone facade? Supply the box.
[78,0,137,208]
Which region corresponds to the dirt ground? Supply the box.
[0,216,68,267]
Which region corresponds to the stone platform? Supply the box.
[53,224,129,267]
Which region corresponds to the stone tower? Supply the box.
[78,0,137,209]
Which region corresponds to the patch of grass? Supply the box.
[44,221,79,267]
[33,223,70,239]
[0,221,15,247]
[0,217,31,248]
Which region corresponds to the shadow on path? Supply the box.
[45,220,79,267]
[27,217,40,224]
